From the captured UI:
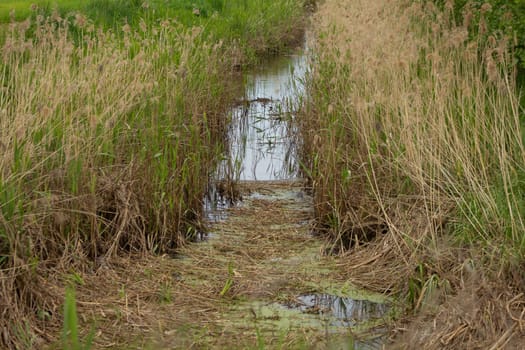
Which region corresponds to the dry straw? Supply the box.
[299,0,525,348]
[0,12,233,348]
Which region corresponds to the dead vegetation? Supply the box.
[0,4,309,346]
[21,181,387,349]
[299,0,525,348]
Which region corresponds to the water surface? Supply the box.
[201,46,391,349]
[224,51,307,181]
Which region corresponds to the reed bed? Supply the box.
[24,181,340,348]
[299,0,525,347]
[0,1,306,347]
[0,13,230,348]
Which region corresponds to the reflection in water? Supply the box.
[203,182,233,222]
[292,294,389,349]
[295,294,389,328]
[204,47,308,219]
[224,50,307,181]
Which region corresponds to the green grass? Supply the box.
[0,1,306,348]
[1,0,304,61]
[0,0,79,21]
[62,288,95,350]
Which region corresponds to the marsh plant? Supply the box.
[0,11,232,346]
[299,0,524,295]
[0,0,308,346]
[294,0,525,346]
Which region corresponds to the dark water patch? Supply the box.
[231,293,390,350]
[283,293,390,349]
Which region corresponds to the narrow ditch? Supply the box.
[196,39,392,348]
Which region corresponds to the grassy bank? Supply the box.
[0,1,305,348]
[1,0,305,62]
[300,0,524,347]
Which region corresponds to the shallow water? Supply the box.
[204,48,307,219]
[223,50,307,181]
[200,46,390,349]
[292,294,389,328]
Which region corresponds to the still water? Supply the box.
[224,51,307,181]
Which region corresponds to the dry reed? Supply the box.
[299,0,525,347]
[0,1,308,346]
[0,11,233,348]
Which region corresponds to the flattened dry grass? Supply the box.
[39,181,380,349]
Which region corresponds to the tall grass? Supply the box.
[1,10,227,256]
[1,1,305,64]
[299,0,524,272]
[0,1,306,348]
[0,13,229,347]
